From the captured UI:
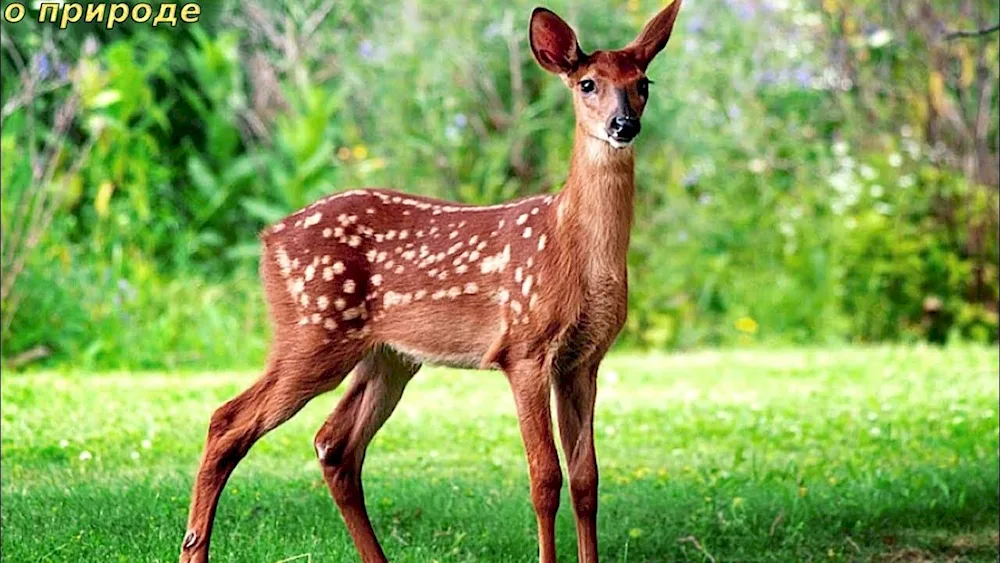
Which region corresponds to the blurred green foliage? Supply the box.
[1,0,997,370]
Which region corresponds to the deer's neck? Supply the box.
[556,126,636,279]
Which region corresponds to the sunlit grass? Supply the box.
[2,346,998,561]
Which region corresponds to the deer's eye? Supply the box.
[579,79,596,94]
[637,78,652,98]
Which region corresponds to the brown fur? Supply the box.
[179,3,682,562]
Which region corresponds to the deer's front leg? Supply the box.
[506,359,562,563]
[554,364,599,563]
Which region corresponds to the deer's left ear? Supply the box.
[529,8,584,75]
[626,0,683,70]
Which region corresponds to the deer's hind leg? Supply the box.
[314,346,421,563]
[180,335,367,563]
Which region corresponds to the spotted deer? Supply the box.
[180,2,682,562]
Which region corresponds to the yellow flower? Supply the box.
[628,528,643,538]
[735,316,759,334]
[732,497,744,508]
[352,144,369,160]
[626,0,640,13]
[798,486,808,498]
[94,181,114,218]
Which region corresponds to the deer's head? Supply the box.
[529,1,682,149]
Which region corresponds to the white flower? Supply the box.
[888,153,903,167]
[898,175,915,189]
[860,165,876,180]
[79,451,93,461]
[141,439,152,449]
[59,439,69,448]
[130,451,140,460]
[868,29,893,48]
[869,427,882,437]
[870,184,884,198]
[748,158,768,174]
[832,141,848,156]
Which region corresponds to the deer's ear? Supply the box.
[626,0,682,70]
[529,8,583,75]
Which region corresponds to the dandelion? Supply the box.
[735,316,759,334]
[628,528,643,538]
[79,451,93,461]
[352,145,369,160]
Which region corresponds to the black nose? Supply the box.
[607,115,641,141]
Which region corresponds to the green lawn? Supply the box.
[2,346,998,562]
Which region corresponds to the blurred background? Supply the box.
[2,0,998,371]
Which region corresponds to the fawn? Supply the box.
[180,2,682,562]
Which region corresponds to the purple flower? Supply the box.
[58,63,69,80]
[686,14,706,34]
[454,113,467,128]
[35,53,51,79]
[794,66,814,88]
[358,40,376,61]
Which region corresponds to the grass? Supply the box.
[2,345,998,562]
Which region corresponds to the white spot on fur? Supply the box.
[464,282,479,294]
[272,222,286,233]
[322,228,332,238]
[523,227,532,238]
[317,295,329,310]
[480,244,511,274]
[305,264,316,282]
[335,298,346,310]
[537,234,547,251]
[333,261,345,275]
[522,275,533,296]
[303,212,322,228]
[516,214,528,225]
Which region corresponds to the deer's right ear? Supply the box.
[529,8,583,75]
